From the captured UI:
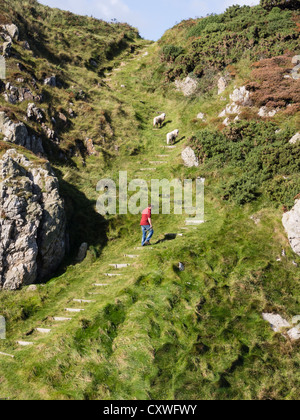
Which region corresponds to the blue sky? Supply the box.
[39,0,260,41]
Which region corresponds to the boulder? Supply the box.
[289,132,300,144]
[0,149,66,290]
[181,147,199,167]
[1,24,19,40]
[44,76,56,87]
[258,106,278,118]
[262,313,290,332]
[196,112,206,121]
[0,111,44,155]
[282,200,300,256]
[85,138,98,156]
[27,103,44,122]
[230,86,251,106]
[292,55,300,65]
[175,76,198,97]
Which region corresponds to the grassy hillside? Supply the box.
[0,2,299,400]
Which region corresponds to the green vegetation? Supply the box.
[158,5,300,82]
[189,122,300,207]
[0,0,299,401]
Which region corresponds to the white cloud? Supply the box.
[95,0,131,20]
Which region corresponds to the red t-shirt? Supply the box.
[140,207,151,226]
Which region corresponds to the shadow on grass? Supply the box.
[154,233,178,245]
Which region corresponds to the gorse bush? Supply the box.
[159,5,300,82]
[189,121,300,207]
[260,0,300,11]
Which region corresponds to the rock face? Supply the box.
[282,200,300,256]
[262,313,290,333]
[289,132,300,144]
[181,147,199,167]
[0,111,44,155]
[0,149,66,290]
[175,77,198,97]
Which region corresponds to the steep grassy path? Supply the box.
[0,44,299,400]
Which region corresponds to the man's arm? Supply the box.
[148,217,153,228]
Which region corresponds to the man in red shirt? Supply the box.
[140,205,154,246]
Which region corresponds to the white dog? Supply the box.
[167,129,179,145]
[153,113,166,128]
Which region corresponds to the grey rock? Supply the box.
[292,315,300,325]
[44,76,56,87]
[287,326,300,341]
[0,149,66,290]
[289,132,300,144]
[262,313,291,333]
[230,86,251,106]
[0,111,44,155]
[282,200,300,256]
[196,112,206,121]
[76,243,88,263]
[292,55,300,65]
[175,76,198,97]
[218,76,228,95]
[1,24,19,40]
[2,41,12,57]
[27,103,44,122]
[258,106,278,118]
[181,147,199,168]
[3,84,34,104]
[23,41,30,50]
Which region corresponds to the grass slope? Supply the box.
[0,3,299,400]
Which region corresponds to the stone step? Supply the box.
[124,254,139,258]
[0,351,14,358]
[17,341,33,346]
[185,219,205,226]
[93,284,109,287]
[36,328,51,334]
[149,161,165,164]
[139,168,157,171]
[156,155,169,157]
[135,247,153,250]
[65,308,85,313]
[164,146,176,149]
[73,299,95,304]
[53,317,72,322]
[109,264,130,269]
[104,273,121,277]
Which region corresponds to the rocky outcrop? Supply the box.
[175,76,198,97]
[3,82,34,104]
[258,106,279,118]
[181,147,199,167]
[219,86,251,125]
[0,111,44,155]
[0,149,66,290]
[27,103,44,122]
[289,132,300,144]
[282,200,300,256]
[262,313,300,341]
[1,24,19,41]
[44,76,56,87]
